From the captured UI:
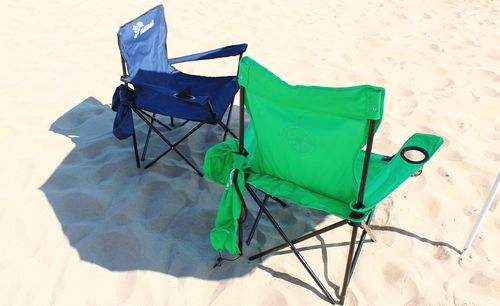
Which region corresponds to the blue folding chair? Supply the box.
[112,5,247,175]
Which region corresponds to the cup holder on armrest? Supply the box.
[174,92,196,101]
[400,146,429,164]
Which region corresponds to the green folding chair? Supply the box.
[204,56,444,304]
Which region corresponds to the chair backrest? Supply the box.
[238,57,385,203]
[117,5,172,77]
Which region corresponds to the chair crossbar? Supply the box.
[217,121,238,139]
[246,195,268,246]
[248,213,349,261]
[245,184,370,305]
[143,122,204,170]
[132,107,237,176]
[141,113,156,161]
[222,97,235,141]
[132,108,204,176]
[138,109,172,131]
[348,211,374,284]
[246,185,337,304]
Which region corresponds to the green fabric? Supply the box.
[355,133,444,212]
[204,56,444,254]
[204,138,246,254]
[239,57,385,204]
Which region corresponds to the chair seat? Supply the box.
[132,70,239,123]
[247,151,392,222]
[247,172,353,220]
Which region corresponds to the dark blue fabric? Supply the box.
[113,4,246,139]
[112,85,135,139]
[169,44,248,64]
[131,70,239,123]
[118,5,172,77]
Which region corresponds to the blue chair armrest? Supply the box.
[120,75,132,83]
[168,43,248,65]
[128,78,210,105]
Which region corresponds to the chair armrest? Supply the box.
[351,133,444,212]
[173,92,211,105]
[168,43,248,65]
[120,75,132,83]
[128,78,210,105]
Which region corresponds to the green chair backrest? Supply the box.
[238,57,386,203]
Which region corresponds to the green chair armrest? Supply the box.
[353,133,444,212]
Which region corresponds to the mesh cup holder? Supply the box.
[174,92,195,101]
[401,146,429,164]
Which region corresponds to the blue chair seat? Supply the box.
[131,70,239,123]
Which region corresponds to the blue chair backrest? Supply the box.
[117,5,172,77]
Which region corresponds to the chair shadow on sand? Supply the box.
[40,97,460,301]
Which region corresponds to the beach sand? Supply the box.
[0,1,499,305]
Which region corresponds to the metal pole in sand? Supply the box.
[462,172,500,256]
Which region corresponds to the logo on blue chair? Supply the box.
[133,19,155,39]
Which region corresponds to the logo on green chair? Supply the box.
[282,125,315,157]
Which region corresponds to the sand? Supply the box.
[0,0,499,305]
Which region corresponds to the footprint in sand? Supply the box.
[52,98,106,132]
[397,98,418,116]
[433,246,451,261]
[469,175,494,202]
[419,194,440,219]
[110,213,132,226]
[463,39,479,47]
[429,43,445,53]
[96,160,141,186]
[383,263,420,304]
[443,23,457,30]
[78,231,143,270]
[486,123,500,141]
[430,65,449,75]
[374,198,396,247]
[437,167,453,184]
[362,36,383,48]
[413,124,438,135]
[398,86,414,97]
[441,149,465,162]
[469,273,500,292]
[115,272,137,304]
[494,218,500,231]
[251,288,288,305]
[45,172,79,190]
[344,292,359,306]
[373,197,393,226]
[55,191,104,223]
[481,86,500,97]
[479,69,500,82]
[384,263,404,282]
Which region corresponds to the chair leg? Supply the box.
[223,98,235,141]
[246,186,336,304]
[170,116,174,127]
[218,121,238,139]
[137,110,172,131]
[141,113,156,161]
[261,192,288,208]
[339,225,359,305]
[132,109,204,176]
[132,129,140,168]
[249,218,349,261]
[349,211,375,284]
[246,195,268,246]
[144,122,204,171]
